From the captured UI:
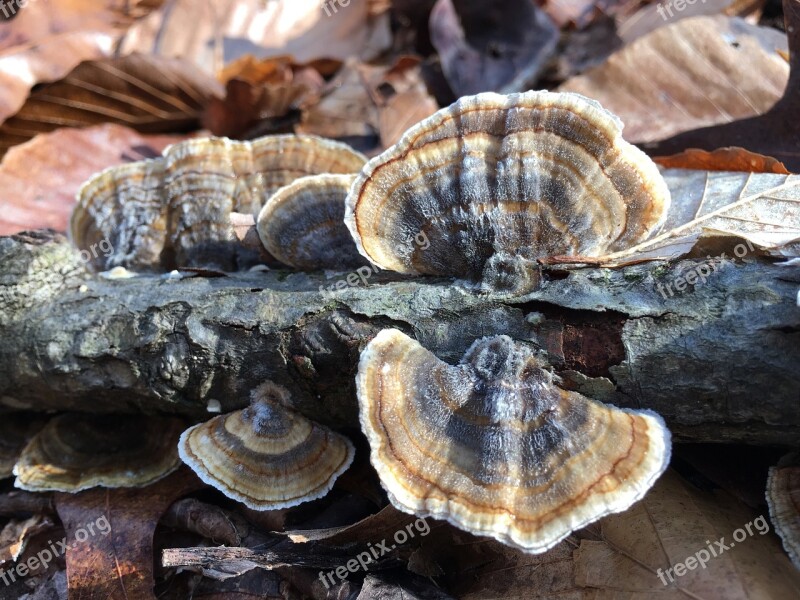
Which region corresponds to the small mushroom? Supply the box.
[767,452,800,570]
[257,174,367,270]
[345,91,670,294]
[71,134,366,271]
[178,382,354,510]
[13,414,184,492]
[356,329,671,553]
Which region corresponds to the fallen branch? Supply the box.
[1,231,798,444]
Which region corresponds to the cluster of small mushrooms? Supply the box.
[14,90,794,557]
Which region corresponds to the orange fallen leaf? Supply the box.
[0,123,191,235]
[654,147,792,174]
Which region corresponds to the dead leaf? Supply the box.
[601,169,800,263]
[204,55,325,138]
[654,147,792,174]
[408,470,800,598]
[0,0,159,52]
[0,53,221,158]
[287,505,417,545]
[645,0,800,171]
[558,15,789,144]
[616,0,762,44]
[0,515,54,565]
[357,572,454,599]
[0,1,165,125]
[297,56,439,154]
[0,33,115,127]
[0,123,190,235]
[118,0,391,74]
[574,470,800,599]
[55,468,202,600]
[429,0,558,96]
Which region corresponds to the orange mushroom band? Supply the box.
[178,382,354,510]
[345,90,670,294]
[356,329,671,553]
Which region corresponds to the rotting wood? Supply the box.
[1,230,798,444]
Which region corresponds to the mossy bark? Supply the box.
[1,230,798,444]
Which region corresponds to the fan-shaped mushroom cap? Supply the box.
[71,135,366,271]
[356,329,671,553]
[178,382,355,510]
[256,174,367,270]
[767,452,800,569]
[345,91,670,293]
[13,414,184,492]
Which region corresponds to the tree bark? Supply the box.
[1,230,798,444]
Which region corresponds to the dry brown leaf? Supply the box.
[601,170,800,263]
[654,147,791,174]
[0,515,54,565]
[118,0,391,74]
[408,470,800,598]
[646,0,800,171]
[297,56,439,154]
[0,53,221,158]
[204,55,325,138]
[0,33,114,127]
[558,15,789,144]
[0,123,190,235]
[287,505,417,545]
[0,0,159,52]
[0,1,164,125]
[574,470,800,599]
[55,468,202,600]
[616,0,763,43]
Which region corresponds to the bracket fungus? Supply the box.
[13,415,184,492]
[257,174,367,270]
[345,90,670,294]
[178,382,355,510]
[767,453,800,570]
[356,329,671,553]
[71,134,366,271]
